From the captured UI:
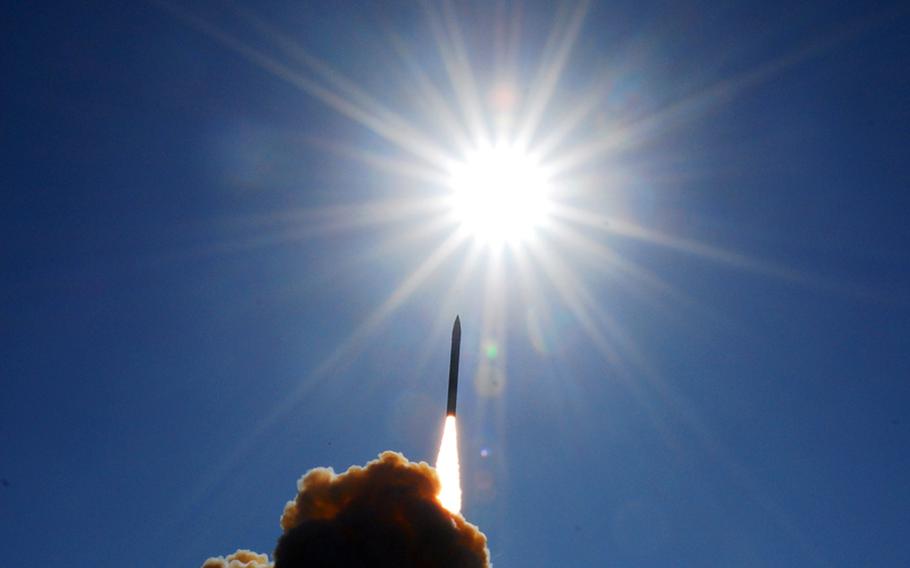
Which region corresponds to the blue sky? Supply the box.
[2,1,909,566]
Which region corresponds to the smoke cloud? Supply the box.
[202,550,272,568]
[204,451,490,568]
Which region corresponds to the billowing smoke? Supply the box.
[202,550,272,568]
[204,451,490,568]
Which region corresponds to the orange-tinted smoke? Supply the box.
[203,452,490,567]
[202,550,272,568]
[275,451,489,568]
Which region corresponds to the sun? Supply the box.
[447,144,551,246]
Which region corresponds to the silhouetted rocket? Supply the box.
[446,316,461,416]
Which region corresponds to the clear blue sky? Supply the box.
[2,1,909,566]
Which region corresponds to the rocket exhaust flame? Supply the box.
[435,415,462,514]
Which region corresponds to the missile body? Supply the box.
[446,316,461,416]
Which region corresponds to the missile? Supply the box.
[446,316,461,416]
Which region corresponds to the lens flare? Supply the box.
[435,415,462,514]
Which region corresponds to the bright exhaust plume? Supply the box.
[435,415,462,514]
